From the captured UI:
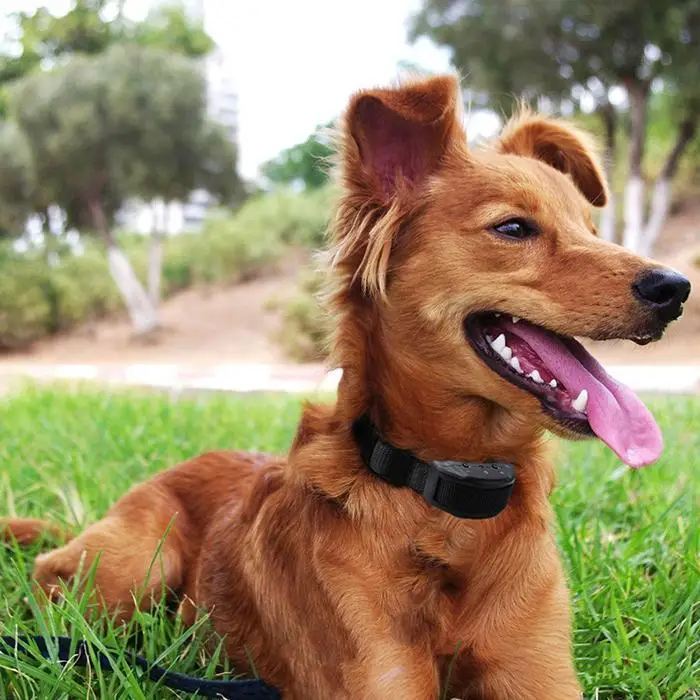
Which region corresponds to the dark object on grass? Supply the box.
[0,635,280,699]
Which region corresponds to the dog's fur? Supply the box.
[1,76,685,699]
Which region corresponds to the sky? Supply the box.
[1,1,500,181]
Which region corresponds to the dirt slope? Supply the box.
[0,264,300,366]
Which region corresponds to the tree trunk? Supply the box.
[148,204,168,308]
[640,117,697,256]
[88,198,157,334]
[148,233,164,308]
[622,79,648,252]
[622,176,645,252]
[599,104,617,243]
[640,180,670,257]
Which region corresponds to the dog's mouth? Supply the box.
[465,312,663,468]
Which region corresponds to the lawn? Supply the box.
[0,386,697,699]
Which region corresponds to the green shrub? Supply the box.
[42,270,88,333]
[0,186,336,351]
[160,234,194,294]
[275,268,331,361]
[231,186,333,249]
[0,257,52,350]
[48,248,123,330]
[161,187,333,288]
[192,214,283,285]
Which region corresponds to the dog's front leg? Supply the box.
[463,607,582,700]
[475,654,582,700]
[345,646,440,699]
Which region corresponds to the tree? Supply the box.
[638,4,700,255]
[0,0,215,118]
[261,124,334,190]
[549,0,700,252]
[411,0,700,252]
[0,121,35,237]
[8,45,242,334]
[410,0,623,237]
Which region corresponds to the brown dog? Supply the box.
[1,76,690,699]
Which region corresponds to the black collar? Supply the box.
[352,415,515,519]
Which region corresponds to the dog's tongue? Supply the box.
[506,321,663,468]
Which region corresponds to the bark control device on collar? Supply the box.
[353,415,516,519]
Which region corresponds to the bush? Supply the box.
[0,185,335,352]
[0,245,127,349]
[232,187,333,249]
[275,268,331,362]
[47,248,123,331]
[0,257,52,350]
[192,212,283,285]
[160,234,194,294]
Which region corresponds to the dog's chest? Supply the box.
[398,529,558,654]
[385,545,467,649]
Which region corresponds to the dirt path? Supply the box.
[0,262,300,366]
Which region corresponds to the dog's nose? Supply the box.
[633,268,691,321]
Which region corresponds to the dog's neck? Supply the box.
[334,345,546,468]
[326,298,545,466]
[289,281,556,534]
[287,371,555,529]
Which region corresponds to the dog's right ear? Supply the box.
[344,75,463,201]
[331,76,463,298]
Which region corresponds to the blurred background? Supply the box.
[0,0,698,393]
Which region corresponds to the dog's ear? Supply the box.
[498,115,608,207]
[331,76,463,298]
[344,75,463,200]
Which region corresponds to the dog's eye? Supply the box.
[491,218,538,240]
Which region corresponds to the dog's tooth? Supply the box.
[499,345,513,361]
[491,334,506,353]
[572,389,588,413]
[549,379,558,388]
[512,316,520,324]
[528,370,544,384]
[509,356,523,373]
[494,313,501,317]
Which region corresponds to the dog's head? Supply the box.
[329,75,690,468]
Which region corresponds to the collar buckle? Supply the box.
[423,460,516,519]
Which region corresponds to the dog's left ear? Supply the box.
[499,115,608,207]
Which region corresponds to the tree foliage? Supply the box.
[0,1,215,117]
[411,1,569,112]
[411,0,700,251]
[0,121,35,236]
[8,44,241,232]
[261,124,334,190]
[411,0,698,112]
[128,3,215,58]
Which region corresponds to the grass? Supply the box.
[0,386,697,699]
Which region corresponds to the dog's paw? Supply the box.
[32,547,85,601]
